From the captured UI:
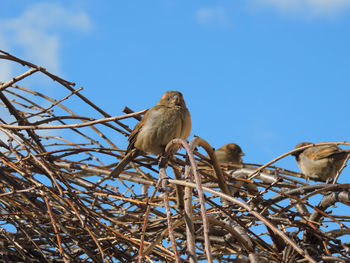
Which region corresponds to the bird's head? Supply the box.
[158,91,186,107]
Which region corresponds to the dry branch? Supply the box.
[0,50,349,262]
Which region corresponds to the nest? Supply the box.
[0,50,350,263]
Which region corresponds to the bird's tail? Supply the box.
[110,148,140,178]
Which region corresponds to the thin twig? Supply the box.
[0,109,147,130]
[0,68,39,92]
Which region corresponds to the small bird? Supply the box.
[292,142,350,182]
[212,143,255,206]
[110,91,191,177]
[215,143,244,165]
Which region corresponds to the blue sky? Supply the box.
[1,0,350,178]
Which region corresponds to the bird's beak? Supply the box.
[240,152,245,156]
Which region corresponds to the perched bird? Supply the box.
[212,143,256,206]
[110,91,191,177]
[292,142,350,182]
[215,143,244,165]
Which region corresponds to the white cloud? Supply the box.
[0,2,92,80]
[0,36,12,81]
[252,0,350,17]
[196,7,230,26]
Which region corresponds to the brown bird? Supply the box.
[212,143,251,206]
[215,143,244,165]
[292,142,350,182]
[110,91,191,177]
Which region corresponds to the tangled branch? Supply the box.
[0,50,349,262]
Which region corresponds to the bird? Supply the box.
[110,91,191,177]
[211,143,260,208]
[214,143,245,166]
[200,143,244,175]
[292,142,350,182]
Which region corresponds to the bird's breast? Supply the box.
[134,107,186,155]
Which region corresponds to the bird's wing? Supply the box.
[310,146,342,160]
[127,120,142,153]
[127,106,164,153]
